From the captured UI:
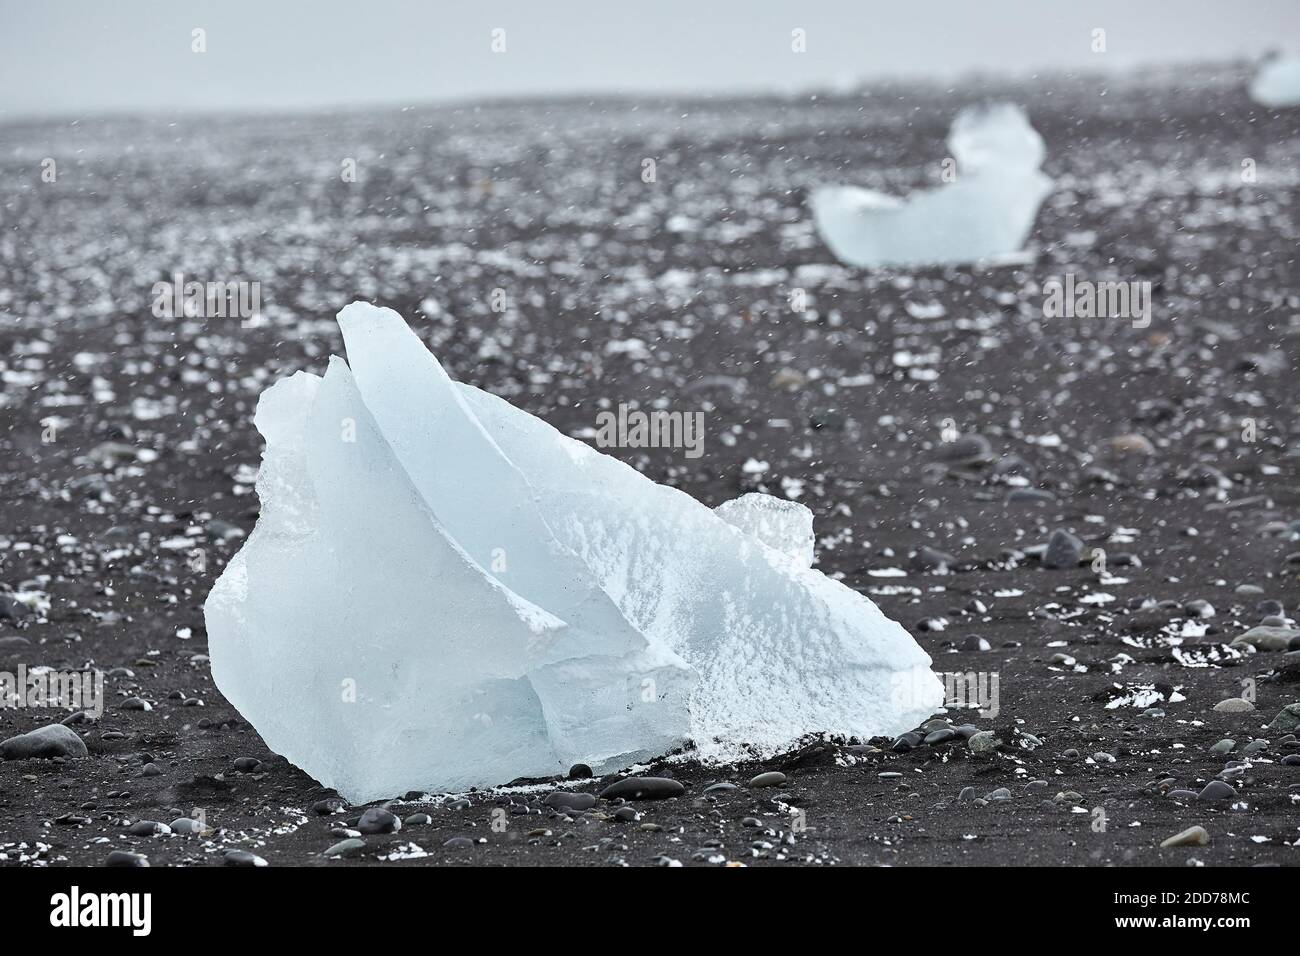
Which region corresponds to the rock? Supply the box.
[1197,780,1238,802]
[1268,703,1300,733]
[1106,433,1156,457]
[0,724,88,760]
[892,731,924,752]
[442,836,475,850]
[968,730,1001,753]
[105,850,149,867]
[1160,825,1209,848]
[703,781,739,793]
[127,821,171,836]
[958,786,976,802]
[403,813,431,825]
[170,817,205,835]
[311,798,347,815]
[748,771,787,788]
[924,728,958,745]
[962,634,991,651]
[232,756,263,772]
[1168,789,1198,801]
[935,433,993,465]
[1212,698,1254,713]
[1210,739,1235,754]
[985,787,1012,802]
[600,777,685,801]
[324,838,366,858]
[357,807,401,834]
[1283,754,1300,766]
[543,791,598,812]
[223,849,268,867]
[1042,529,1085,569]
[1232,626,1300,652]
[567,763,593,780]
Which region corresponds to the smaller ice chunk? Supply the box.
[714,493,815,567]
[811,103,1051,269]
[1250,55,1300,107]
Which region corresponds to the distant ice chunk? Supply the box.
[205,303,942,800]
[811,103,1051,268]
[714,493,815,567]
[1250,55,1300,107]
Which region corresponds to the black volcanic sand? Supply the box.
[1,65,1298,867]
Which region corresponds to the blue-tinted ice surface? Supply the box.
[1251,56,1300,107]
[811,103,1051,268]
[205,303,942,801]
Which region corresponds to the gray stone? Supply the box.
[1269,703,1300,733]
[0,723,88,760]
[748,771,787,788]
[599,777,685,801]
[1160,825,1209,848]
[324,838,366,858]
[1042,529,1085,569]
[1232,626,1300,652]
[1197,780,1238,802]
[1212,698,1254,713]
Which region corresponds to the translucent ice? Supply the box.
[1250,55,1300,107]
[811,103,1051,268]
[205,303,942,800]
[714,493,815,567]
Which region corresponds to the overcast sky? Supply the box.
[2,0,1295,118]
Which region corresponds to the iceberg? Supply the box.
[1250,55,1300,107]
[811,103,1051,269]
[205,302,942,801]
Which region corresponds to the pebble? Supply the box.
[357,807,401,834]
[1269,703,1300,733]
[1197,780,1238,802]
[127,820,171,836]
[403,813,431,825]
[311,798,347,815]
[442,836,475,850]
[1160,825,1210,848]
[962,634,991,651]
[170,817,205,834]
[924,728,958,746]
[1210,739,1235,754]
[968,730,1000,753]
[1042,529,1085,569]
[1283,755,1300,766]
[105,850,149,867]
[748,771,787,788]
[703,782,739,793]
[232,756,263,772]
[1232,626,1299,652]
[543,791,598,812]
[568,763,593,780]
[324,838,365,858]
[1007,488,1057,507]
[892,731,923,752]
[958,786,976,802]
[0,724,88,760]
[1168,789,1198,801]
[985,788,1012,802]
[1212,698,1254,713]
[599,777,685,800]
[223,849,268,867]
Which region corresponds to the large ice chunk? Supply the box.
[1250,55,1300,107]
[205,303,942,800]
[811,103,1051,268]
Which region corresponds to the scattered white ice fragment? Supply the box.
[713,493,815,567]
[205,303,942,800]
[811,103,1051,268]
[1250,55,1300,107]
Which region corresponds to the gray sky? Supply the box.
[2,0,1295,118]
